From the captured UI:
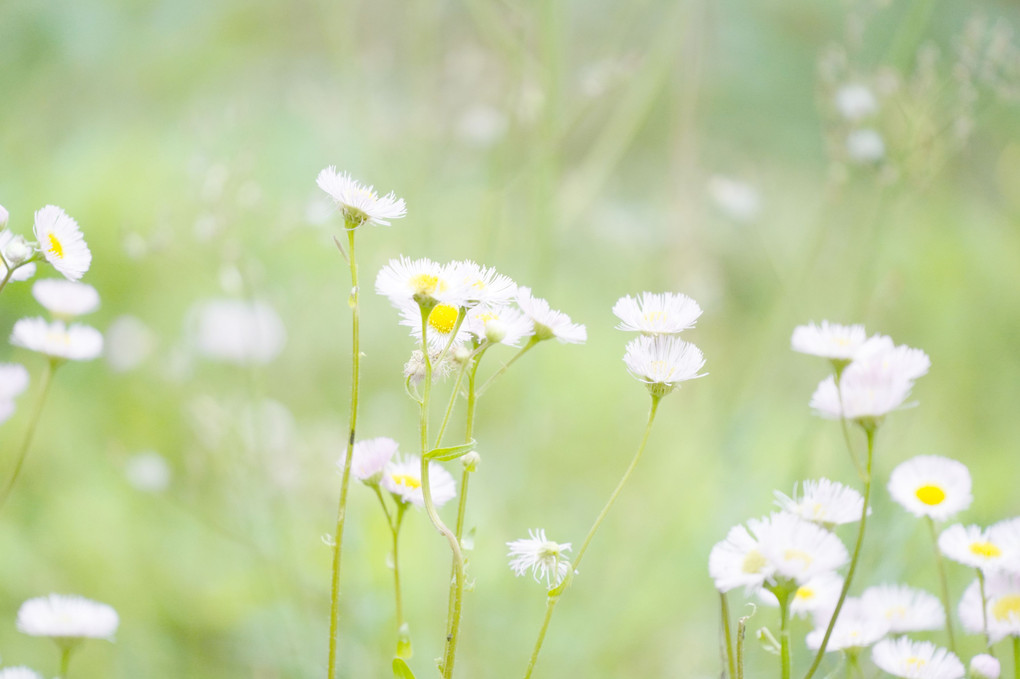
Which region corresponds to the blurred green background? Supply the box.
[1,0,1019,676]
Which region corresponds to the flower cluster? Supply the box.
[1,204,91,284]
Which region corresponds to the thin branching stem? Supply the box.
[721,592,736,679]
[926,515,957,653]
[0,359,57,512]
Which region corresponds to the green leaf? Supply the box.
[392,657,417,679]
[424,440,477,462]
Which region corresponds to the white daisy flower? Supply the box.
[516,287,586,344]
[791,321,868,361]
[17,594,118,640]
[188,299,286,366]
[612,292,703,335]
[938,524,1015,572]
[860,584,944,633]
[32,205,91,281]
[835,84,878,121]
[0,668,44,679]
[32,279,100,318]
[124,451,171,492]
[758,573,844,619]
[709,523,773,594]
[623,334,706,394]
[0,230,36,282]
[969,654,1001,679]
[888,456,972,521]
[990,517,1020,574]
[465,304,532,347]
[755,512,849,585]
[959,572,1020,644]
[348,437,399,482]
[774,478,866,526]
[854,335,932,381]
[316,166,406,227]
[871,637,964,679]
[375,256,470,308]
[10,317,103,361]
[399,301,471,351]
[507,528,573,588]
[447,260,517,307]
[382,455,456,508]
[847,128,886,163]
[807,597,889,652]
[707,176,760,222]
[0,363,30,401]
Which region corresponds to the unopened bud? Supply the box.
[484,318,507,344]
[453,346,471,364]
[462,451,480,472]
[4,235,32,265]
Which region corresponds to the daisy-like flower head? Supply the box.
[447,260,517,307]
[507,528,573,588]
[399,300,471,351]
[959,572,1020,644]
[807,597,889,652]
[791,321,868,361]
[465,304,532,347]
[758,573,844,619]
[189,299,287,366]
[860,584,944,633]
[376,256,470,309]
[871,637,964,679]
[969,654,1001,679]
[774,478,866,526]
[709,523,774,594]
[10,317,103,361]
[33,205,90,281]
[755,512,849,586]
[0,363,30,401]
[612,292,702,335]
[382,455,456,508]
[938,524,1016,572]
[316,166,406,227]
[32,279,100,318]
[0,668,44,679]
[835,84,878,121]
[16,594,118,641]
[347,437,399,483]
[516,287,586,344]
[0,230,36,282]
[623,334,706,397]
[990,517,1020,574]
[888,456,972,522]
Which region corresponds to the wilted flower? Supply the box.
[516,287,586,344]
[507,529,573,588]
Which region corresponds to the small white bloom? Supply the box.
[807,597,889,652]
[959,572,1020,644]
[758,573,844,619]
[375,256,470,308]
[507,528,573,588]
[709,524,773,594]
[32,279,100,318]
[871,637,964,679]
[32,205,91,281]
[707,176,760,221]
[382,455,456,508]
[348,437,399,482]
[447,260,517,307]
[613,292,702,335]
[125,451,171,492]
[755,512,849,585]
[938,524,1015,572]
[969,654,1001,679]
[847,128,886,163]
[860,584,944,633]
[791,321,868,361]
[17,594,118,640]
[835,84,878,121]
[104,315,155,372]
[0,668,44,679]
[465,304,532,347]
[516,287,586,344]
[188,299,286,366]
[623,335,706,393]
[990,517,1020,574]
[774,478,866,526]
[0,363,30,401]
[888,456,972,521]
[316,166,406,227]
[0,230,36,282]
[10,317,103,361]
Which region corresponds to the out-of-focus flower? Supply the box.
[791,321,868,361]
[104,315,156,372]
[188,299,286,366]
[939,524,1016,572]
[871,637,964,679]
[348,437,399,483]
[125,451,171,492]
[969,654,1001,679]
[32,279,100,318]
[774,478,866,526]
[835,84,878,120]
[10,317,103,361]
[17,594,118,641]
[959,572,1020,643]
[707,176,760,221]
[860,584,944,633]
[806,598,889,652]
[0,230,36,282]
[382,455,456,508]
[846,129,886,163]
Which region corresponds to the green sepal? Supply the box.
[424,440,477,462]
[392,657,417,679]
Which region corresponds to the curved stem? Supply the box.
[977,568,991,651]
[327,227,360,679]
[721,592,736,679]
[477,337,538,397]
[0,360,57,512]
[926,515,957,653]
[523,394,661,678]
[802,425,875,679]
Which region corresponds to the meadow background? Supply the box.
[1,0,1019,676]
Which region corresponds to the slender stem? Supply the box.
[523,394,661,678]
[779,589,793,679]
[926,515,957,653]
[721,592,736,679]
[327,226,360,679]
[59,645,72,678]
[978,568,991,650]
[0,360,57,511]
[0,265,14,295]
[476,337,538,396]
[736,612,747,679]
[435,359,471,449]
[802,425,875,679]
[833,371,865,481]
[523,596,558,679]
[393,504,410,658]
[1013,637,1018,679]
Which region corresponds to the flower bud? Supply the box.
[4,235,32,265]
[462,451,480,472]
[484,318,507,344]
[970,654,1000,679]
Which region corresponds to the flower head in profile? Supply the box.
[990,517,1020,574]
[0,668,44,679]
[376,257,470,309]
[10,317,103,361]
[447,261,517,307]
[516,287,586,344]
[348,437,399,484]
[938,524,1016,572]
[382,455,456,508]
[888,456,972,522]
[623,334,706,397]
[791,321,868,362]
[755,512,848,586]
[507,529,573,588]
[188,299,286,366]
[33,206,91,281]
[316,166,406,227]
[32,279,100,319]
[612,292,702,335]
[860,584,944,633]
[806,598,889,652]
[959,571,1020,643]
[871,637,964,679]
[774,478,866,527]
[17,594,118,641]
[466,304,532,347]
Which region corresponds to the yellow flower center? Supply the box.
[391,474,421,490]
[741,550,767,574]
[428,304,459,334]
[643,310,667,323]
[47,233,65,259]
[969,541,1002,559]
[410,273,439,296]
[783,548,814,568]
[905,657,926,670]
[795,586,815,601]
[992,594,1020,622]
[884,605,907,620]
[915,484,946,506]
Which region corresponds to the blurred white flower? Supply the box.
[888,455,972,521]
[959,571,1020,643]
[0,363,30,401]
[32,279,100,318]
[860,584,944,633]
[125,451,171,492]
[33,205,91,281]
[791,321,868,361]
[456,104,508,147]
[755,512,848,585]
[0,203,8,228]
[970,654,1001,679]
[189,299,286,365]
[871,637,964,679]
[774,478,866,526]
[990,517,1020,574]
[507,529,573,588]
[846,128,886,163]
[17,594,118,641]
[104,315,156,372]
[613,292,702,335]
[348,437,399,482]
[707,176,760,221]
[447,260,517,308]
[516,287,586,344]
[806,597,889,652]
[0,668,44,679]
[382,455,456,508]
[835,84,878,120]
[938,524,1016,572]
[10,317,103,361]
[623,334,706,394]
[709,523,772,594]
[316,167,406,227]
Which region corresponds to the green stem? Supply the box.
[523,394,661,678]
[393,504,410,658]
[0,360,57,511]
[435,359,471,449]
[802,425,875,679]
[721,592,736,679]
[736,612,747,679]
[833,371,865,482]
[476,337,538,396]
[779,589,793,679]
[327,226,360,679]
[926,515,957,653]
[978,568,991,650]
[59,644,73,678]
[1013,637,1018,679]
